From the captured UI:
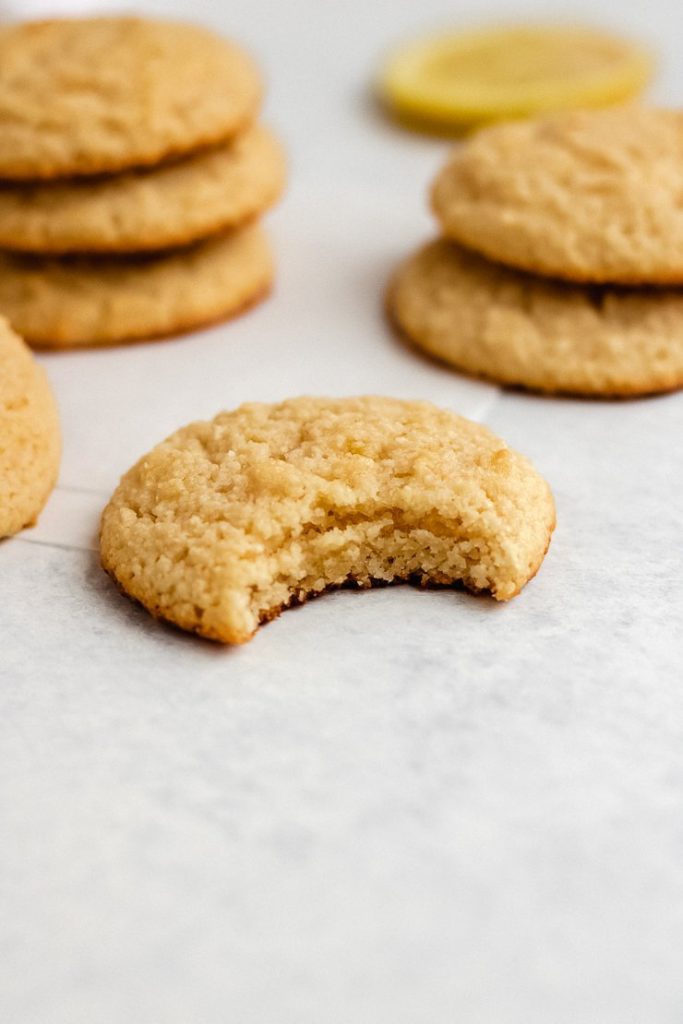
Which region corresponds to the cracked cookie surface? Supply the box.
[0,316,60,538]
[432,106,683,283]
[0,125,285,253]
[0,17,261,179]
[100,396,555,643]
[390,238,683,396]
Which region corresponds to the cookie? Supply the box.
[432,106,683,284]
[0,316,60,539]
[0,224,273,349]
[390,238,683,396]
[0,125,285,254]
[0,17,261,180]
[100,396,555,643]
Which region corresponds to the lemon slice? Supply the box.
[378,24,653,131]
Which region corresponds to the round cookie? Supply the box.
[432,106,683,284]
[0,126,285,254]
[0,17,261,180]
[390,238,683,397]
[0,224,273,349]
[100,396,555,643]
[0,316,60,539]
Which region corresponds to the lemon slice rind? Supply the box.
[379,24,653,129]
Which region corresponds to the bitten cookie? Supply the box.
[100,396,555,643]
[432,106,683,284]
[0,316,60,538]
[0,126,285,254]
[390,238,683,396]
[0,224,273,349]
[0,17,261,179]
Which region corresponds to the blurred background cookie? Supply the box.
[390,238,683,396]
[0,17,261,179]
[432,106,683,284]
[0,125,285,254]
[0,224,273,349]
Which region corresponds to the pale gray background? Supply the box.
[1,1,683,1022]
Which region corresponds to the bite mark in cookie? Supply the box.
[100,396,555,643]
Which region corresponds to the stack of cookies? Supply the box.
[0,17,285,349]
[390,105,683,397]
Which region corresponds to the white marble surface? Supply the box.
[2,0,683,1021]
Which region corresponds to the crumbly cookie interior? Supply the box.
[238,503,540,639]
[107,491,543,645]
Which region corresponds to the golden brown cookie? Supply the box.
[0,224,273,349]
[100,396,555,643]
[432,106,683,284]
[390,238,683,396]
[0,316,60,538]
[0,17,261,179]
[0,125,285,253]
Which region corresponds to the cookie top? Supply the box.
[0,316,60,538]
[0,224,273,349]
[0,125,285,253]
[390,238,683,396]
[0,17,261,179]
[432,106,683,283]
[100,396,555,643]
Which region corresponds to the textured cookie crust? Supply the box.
[432,106,683,284]
[0,17,261,179]
[100,396,555,643]
[0,224,273,349]
[0,317,60,538]
[390,239,683,396]
[0,125,285,253]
